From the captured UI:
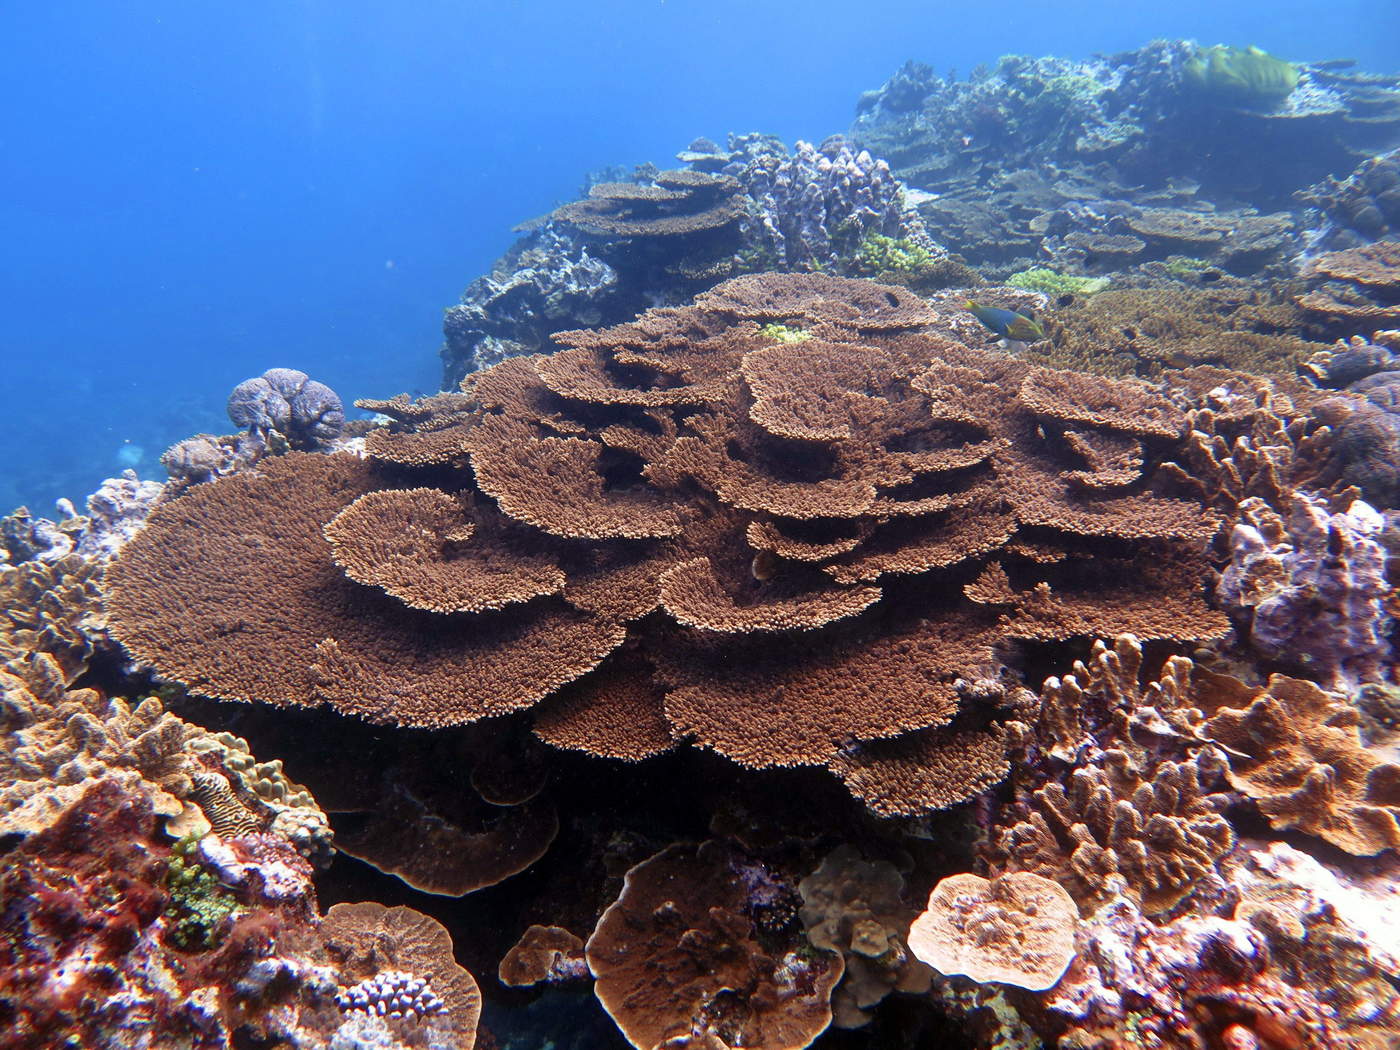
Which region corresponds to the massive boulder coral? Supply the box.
[906,872,1078,991]
[106,273,1227,817]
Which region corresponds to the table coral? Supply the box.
[105,273,1228,818]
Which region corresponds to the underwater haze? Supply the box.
[0,0,1394,513]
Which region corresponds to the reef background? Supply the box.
[1,0,1396,513]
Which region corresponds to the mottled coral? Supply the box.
[586,840,843,1050]
[107,274,1227,816]
[797,845,933,1028]
[907,872,1078,991]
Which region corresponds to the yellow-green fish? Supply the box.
[967,301,1045,342]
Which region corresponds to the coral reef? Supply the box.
[440,134,937,387]
[106,273,1227,817]
[851,41,1400,274]
[0,779,479,1050]
[1301,147,1400,251]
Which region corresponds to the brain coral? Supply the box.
[105,273,1227,816]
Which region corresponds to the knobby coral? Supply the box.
[106,273,1227,817]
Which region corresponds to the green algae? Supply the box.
[1007,267,1109,298]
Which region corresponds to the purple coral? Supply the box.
[227,367,344,448]
[1219,493,1393,690]
[729,135,932,271]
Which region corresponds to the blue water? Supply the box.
[1,0,1394,514]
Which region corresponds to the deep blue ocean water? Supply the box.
[2,0,1395,514]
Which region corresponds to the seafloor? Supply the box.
[4,38,1400,1050]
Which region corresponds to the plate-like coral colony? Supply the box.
[8,38,1400,1050]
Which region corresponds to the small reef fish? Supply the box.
[966,301,1045,345]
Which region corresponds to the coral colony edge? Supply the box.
[6,37,1400,1050]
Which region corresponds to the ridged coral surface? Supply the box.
[105,273,1229,816]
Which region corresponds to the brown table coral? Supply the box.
[105,272,1227,817]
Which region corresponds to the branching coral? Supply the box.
[106,273,1227,818]
[992,636,1238,916]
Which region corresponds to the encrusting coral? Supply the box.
[586,840,844,1050]
[797,845,933,1028]
[906,872,1078,992]
[105,272,1230,818]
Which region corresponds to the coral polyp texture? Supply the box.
[104,272,1229,816]
[586,840,844,1050]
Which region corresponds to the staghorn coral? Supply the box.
[1035,285,1326,378]
[907,872,1078,991]
[1196,668,1400,856]
[586,840,844,1050]
[106,273,1227,817]
[797,845,933,1028]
